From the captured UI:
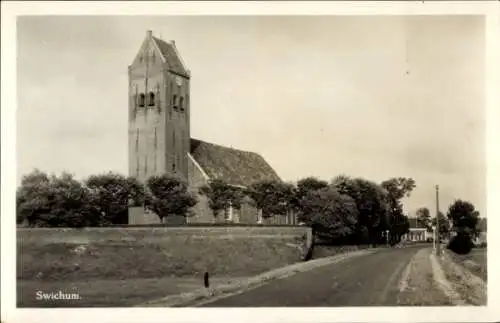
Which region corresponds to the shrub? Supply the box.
[447,231,474,254]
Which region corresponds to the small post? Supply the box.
[432,225,436,250]
[435,185,441,256]
[385,230,389,246]
[204,271,209,288]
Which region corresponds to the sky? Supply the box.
[16,15,486,216]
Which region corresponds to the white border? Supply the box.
[2,2,499,323]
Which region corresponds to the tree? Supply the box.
[17,170,100,227]
[84,172,146,225]
[447,199,480,238]
[431,211,450,238]
[331,176,388,246]
[380,177,416,201]
[292,177,329,216]
[387,210,410,245]
[447,231,474,254]
[199,180,245,219]
[146,175,197,221]
[416,207,432,231]
[247,180,295,218]
[381,177,416,245]
[299,187,358,243]
[16,169,51,225]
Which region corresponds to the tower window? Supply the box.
[172,95,178,110]
[179,96,184,112]
[172,161,176,172]
[138,93,145,107]
[148,92,155,106]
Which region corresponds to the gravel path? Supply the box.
[397,248,453,306]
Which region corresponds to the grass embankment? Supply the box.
[437,247,487,305]
[17,227,308,307]
[446,247,487,282]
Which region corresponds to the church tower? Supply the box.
[128,30,191,183]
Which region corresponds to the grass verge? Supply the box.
[17,227,308,307]
[437,250,486,306]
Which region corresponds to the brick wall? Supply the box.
[128,206,161,225]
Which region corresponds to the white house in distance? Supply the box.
[402,217,431,242]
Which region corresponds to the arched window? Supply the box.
[179,96,184,112]
[172,95,178,110]
[138,93,145,107]
[148,92,155,106]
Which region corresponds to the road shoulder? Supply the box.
[138,248,376,307]
[436,250,487,305]
[398,248,453,306]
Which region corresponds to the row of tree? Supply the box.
[415,200,483,240]
[17,169,421,246]
[202,176,417,245]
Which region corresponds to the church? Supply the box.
[127,31,292,225]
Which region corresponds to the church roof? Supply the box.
[190,139,281,188]
[152,36,189,77]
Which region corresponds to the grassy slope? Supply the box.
[447,247,487,282]
[17,227,307,307]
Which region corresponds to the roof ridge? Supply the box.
[191,138,261,156]
[151,36,189,77]
[190,138,282,187]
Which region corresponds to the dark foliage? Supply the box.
[146,175,197,220]
[447,231,474,255]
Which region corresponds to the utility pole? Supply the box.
[435,185,441,256]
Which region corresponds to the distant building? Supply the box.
[402,217,431,242]
[127,31,290,225]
